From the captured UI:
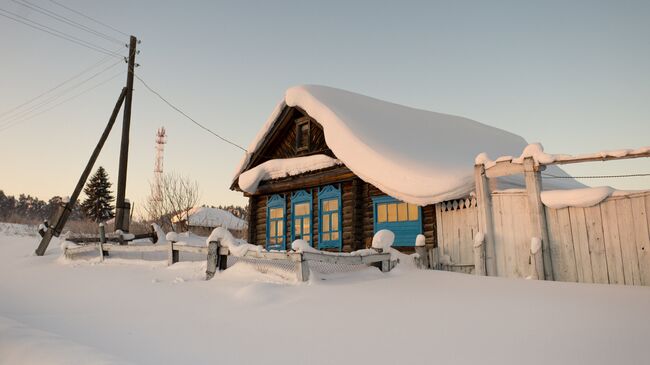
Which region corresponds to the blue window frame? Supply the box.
[266,194,286,250]
[318,185,342,250]
[291,190,312,245]
[372,196,422,247]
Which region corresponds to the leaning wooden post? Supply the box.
[523,157,553,280]
[473,234,487,276]
[474,164,497,276]
[206,240,219,280]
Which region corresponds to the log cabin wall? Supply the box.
[247,177,437,252]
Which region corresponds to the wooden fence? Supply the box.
[435,190,650,286]
[434,148,650,286]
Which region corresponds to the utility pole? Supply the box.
[115,35,137,232]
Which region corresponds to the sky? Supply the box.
[0,0,649,215]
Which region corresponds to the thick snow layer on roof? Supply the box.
[234,85,582,205]
[239,154,342,193]
[175,206,247,230]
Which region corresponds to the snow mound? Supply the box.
[541,187,615,209]
[239,154,342,193]
[291,239,320,253]
[415,234,426,247]
[234,85,570,205]
[207,227,262,257]
[371,229,395,250]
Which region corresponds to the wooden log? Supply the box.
[474,165,497,276]
[415,246,430,269]
[523,158,553,280]
[206,241,219,280]
[473,239,487,276]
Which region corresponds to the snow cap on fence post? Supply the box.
[371,229,394,252]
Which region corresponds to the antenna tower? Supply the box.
[154,127,166,201]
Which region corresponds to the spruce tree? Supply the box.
[81,166,115,222]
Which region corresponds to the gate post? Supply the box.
[523,157,553,280]
[474,165,497,276]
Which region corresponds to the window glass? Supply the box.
[294,202,309,216]
[322,233,330,241]
[377,204,387,223]
[270,221,276,236]
[408,204,419,221]
[387,203,397,222]
[397,203,408,222]
[331,212,338,230]
[294,221,301,238]
[303,218,310,234]
[332,232,339,240]
[277,221,283,235]
[323,214,330,231]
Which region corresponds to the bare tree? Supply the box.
[143,172,200,232]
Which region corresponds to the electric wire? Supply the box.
[543,172,650,179]
[47,0,130,38]
[0,50,121,119]
[0,8,123,58]
[10,0,125,45]
[133,74,248,153]
[0,59,124,128]
[0,70,124,133]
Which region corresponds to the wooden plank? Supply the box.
[550,150,650,166]
[615,198,642,285]
[523,158,552,280]
[491,194,507,276]
[103,244,168,253]
[174,245,209,254]
[545,208,562,280]
[631,195,650,285]
[600,199,625,285]
[474,165,497,276]
[511,194,532,278]
[65,244,100,256]
[451,204,461,265]
[554,207,578,282]
[243,250,302,262]
[584,205,609,284]
[568,207,594,283]
[502,194,519,277]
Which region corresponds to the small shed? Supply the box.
[230,85,579,252]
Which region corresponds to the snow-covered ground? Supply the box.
[1,223,650,365]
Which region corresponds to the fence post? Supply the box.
[473,238,487,276]
[206,240,219,280]
[296,255,310,282]
[523,157,553,280]
[474,164,497,276]
[98,223,106,261]
[415,246,430,269]
[168,240,179,266]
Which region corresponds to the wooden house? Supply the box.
[230,85,549,252]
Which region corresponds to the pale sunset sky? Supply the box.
[0,0,648,214]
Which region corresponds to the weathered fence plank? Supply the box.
[555,208,578,282]
[583,205,609,284]
[631,195,650,285]
[568,207,594,283]
[601,200,625,285]
[615,198,642,285]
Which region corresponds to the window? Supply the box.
[295,119,310,153]
[291,190,312,244]
[318,185,342,250]
[373,196,422,247]
[266,194,286,250]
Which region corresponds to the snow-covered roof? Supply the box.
[174,206,247,230]
[233,85,581,205]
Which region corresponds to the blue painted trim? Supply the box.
[290,189,312,245]
[372,196,422,247]
[266,194,286,251]
[318,184,342,250]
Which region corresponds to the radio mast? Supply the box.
[154,127,166,201]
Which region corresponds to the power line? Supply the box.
[134,74,248,153]
[0,8,123,58]
[0,70,123,133]
[543,172,650,179]
[0,59,124,127]
[48,0,129,38]
[10,0,125,46]
[0,51,120,119]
